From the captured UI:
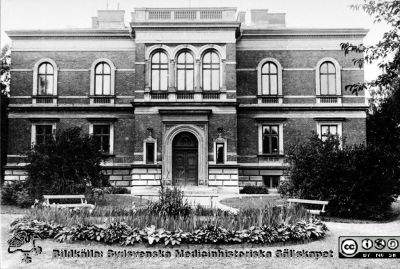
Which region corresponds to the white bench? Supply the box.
[287,198,328,215]
[43,195,95,209]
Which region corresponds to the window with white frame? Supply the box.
[94,62,112,95]
[90,123,114,154]
[315,57,341,96]
[90,59,116,102]
[31,123,56,145]
[319,62,336,95]
[37,63,55,95]
[317,122,342,142]
[202,50,220,91]
[262,125,279,154]
[176,51,194,91]
[261,62,278,95]
[151,51,169,91]
[258,123,284,155]
[257,58,283,96]
[33,59,58,99]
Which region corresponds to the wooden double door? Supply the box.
[172,132,198,186]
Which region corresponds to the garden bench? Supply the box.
[287,198,328,215]
[43,195,95,210]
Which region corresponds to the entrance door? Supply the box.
[172,132,198,186]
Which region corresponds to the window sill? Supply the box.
[257,154,284,158]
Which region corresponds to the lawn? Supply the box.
[0,194,148,215]
[91,194,148,208]
[219,195,283,210]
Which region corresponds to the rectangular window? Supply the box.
[263,176,280,189]
[35,124,53,145]
[262,125,279,154]
[320,124,338,141]
[216,143,225,164]
[93,124,110,153]
[146,142,155,164]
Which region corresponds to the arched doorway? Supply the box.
[172,132,198,186]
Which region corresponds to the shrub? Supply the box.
[11,218,328,246]
[1,181,26,205]
[283,134,400,220]
[240,186,269,194]
[146,186,192,218]
[25,127,108,199]
[103,186,130,194]
[15,189,34,208]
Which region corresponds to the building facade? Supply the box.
[4,8,368,194]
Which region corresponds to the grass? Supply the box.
[25,203,311,232]
[219,195,283,210]
[0,194,147,215]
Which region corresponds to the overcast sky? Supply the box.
[0,0,390,80]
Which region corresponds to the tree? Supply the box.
[25,127,109,199]
[341,0,400,96]
[282,134,400,220]
[0,45,11,185]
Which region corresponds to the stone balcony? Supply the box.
[131,7,237,22]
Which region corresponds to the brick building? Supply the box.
[4,8,368,194]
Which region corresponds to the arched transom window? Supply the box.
[151,51,169,91]
[319,61,336,95]
[176,51,194,91]
[202,51,220,91]
[94,62,111,95]
[261,62,278,95]
[38,62,55,95]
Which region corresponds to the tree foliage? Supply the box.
[282,135,400,220]
[0,45,11,184]
[25,127,108,199]
[341,0,400,95]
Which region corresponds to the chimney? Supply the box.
[250,9,286,27]
[237,11,246,24]
[92,10,125,29]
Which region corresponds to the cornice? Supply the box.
[6,29,132,39]
[241,28,369,39]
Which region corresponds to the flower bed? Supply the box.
[10,219,327,246]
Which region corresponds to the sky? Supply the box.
[0,0,390,80]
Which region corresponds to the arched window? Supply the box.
[319,61,336,95]
[151,51,169,91]
[94,62,111,95]
[202,51,220,91]
[261,62,278,95]
[37,62,54,95]
[176,51,194,91]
